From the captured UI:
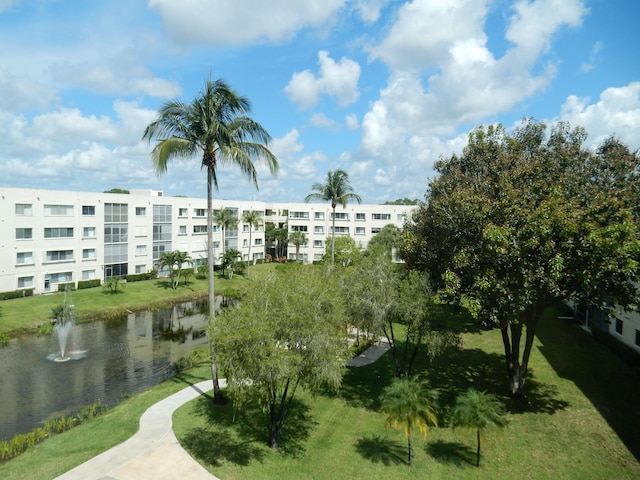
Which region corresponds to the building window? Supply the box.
[105,225,128,243]
[15,203,32,216]
[193,225,208,234]
[136,245,147,256]
[314,211,325,220]
[194,208,206,217]
[18,276,34,288]
[213,241,220,249]
[105,203,128,222]
[46,250,74,262]
[212,225,220,233]
[243,224,250,232]
[255,238,263,246]
[46,272,72,285]
[314,226,324,234]
[135,265,146,274]
[331,212,349,220]
[105,244,128,263]
[314,240,323,247]
[372,213,391,220]
[136,207,146,216]
[371,227,381,234]
[397,214,405,222]
[355,227,365,235]
[44,227,74,238]
[615,318,623,335]
[332,226,349,234]
[82,205,95,216]
[356,213,365,221]
[291,225,308,232]
[82,248,96,260]
[243,239,248,247]
[16,228,33,239]
[83,227,96,238]
[290,211,309,219]
[314,253,323,260]
[179,208,188,217]
[179,225,187,235]
[134,226,148,237]
[82,270,96,280]
[44,204,73,216]
[16,252,33,265]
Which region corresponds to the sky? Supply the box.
[0,0,638,204]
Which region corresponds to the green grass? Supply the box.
[0,365,212,480]
[173,313,640,480]
[0,264,279,335]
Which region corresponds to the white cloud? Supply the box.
[148,0,347,46]
[559,82,640,150]
[345,113,359,130]
[0,70,59,111]
[355,0,385,23]
[310,112,340,130]
[581,41,603,73]
[285,51,361,109]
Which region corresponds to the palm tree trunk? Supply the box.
[247,226,252,276]
[331,205,336,265]
[207,165,224,404]
[407,434,412,467]
[476,428,481,467]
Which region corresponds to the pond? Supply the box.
[0,298,227,441]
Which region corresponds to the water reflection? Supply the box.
[0,299,219,441]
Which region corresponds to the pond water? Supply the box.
[0,298,225,441]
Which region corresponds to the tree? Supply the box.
[241,209,263,275]
[323,235,361,267]
[401,120,640,397]
[213,265,348,449]
[213,207,238,257]
[219,248,241,279]
[450,389,507,467]
[367,224,402,257]
[288,231,307,262]
[142,77,278,404]
[158,250,192,290]
[383,198,419,205]
[380,376,438,467]
[305,169,361,265]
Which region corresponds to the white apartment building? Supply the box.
[0,187,416,295]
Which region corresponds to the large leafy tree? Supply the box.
[213,206,238,257]
[402,119,640,397]
[213,265,348,449]
[380,376,438,467]
[142,77,278,404]
[450,389,507,467]
[305,169,361,265]
[241,209,263,275]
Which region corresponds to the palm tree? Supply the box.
[305,169,361,265]
[380,376,438,467]
[158,250,192,289]
[450,389,507,467]
[213,206,238,257]
[288,231,308,262]
[142,77,278,404]
[241,209,263,275]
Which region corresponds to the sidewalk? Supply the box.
[54,342,389,479]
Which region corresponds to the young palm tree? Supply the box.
[288,231,308,262]
[142,77,278,404]
[305,169,361,265]
[380,376,438,467]
[241,209,263,275]
[158,250,192,289]
[450,389,507,467]
[213,206,238,257]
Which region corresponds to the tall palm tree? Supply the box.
[450,389,507,467]
[241,209,263,275]
[288,231,308,262]
[213,206,238,257]
[142,77,278,404]
[305,169,361,265]
[380,376,438,467]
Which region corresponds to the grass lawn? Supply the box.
[173,312,640,480]
[0,264,279,335]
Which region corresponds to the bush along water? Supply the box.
[0,400,106,462]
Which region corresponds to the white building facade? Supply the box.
[0,187,416,295]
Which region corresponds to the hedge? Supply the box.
[0,289,34,301]
[77,279,101,290]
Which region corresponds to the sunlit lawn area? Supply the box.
[173,312,640,480]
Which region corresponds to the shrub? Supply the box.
[77,279,101,290]
[125,273,147,283]
[0,289,34,301]
[57,282,76,292]
[0,332,9,347]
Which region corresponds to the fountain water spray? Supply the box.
[53,286,75,362]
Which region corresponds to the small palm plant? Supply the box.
[450,388,508,467]
[380,376,438,467]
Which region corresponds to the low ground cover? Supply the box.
[173,313,640,479]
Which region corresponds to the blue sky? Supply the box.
[1,0,638,204]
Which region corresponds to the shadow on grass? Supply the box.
[181,393,316,466]
[536,316,640,461]
[354,435,405,465]
[426,439,475,467]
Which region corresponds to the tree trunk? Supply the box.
[331,205,336,265]
[270,404,279,450]
[207,165,224,405]
[407,435,412,467]
[501,322,526,398]
[247,226,252,277]
[476,428,481,467]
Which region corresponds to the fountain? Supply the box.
[51,286,77,362]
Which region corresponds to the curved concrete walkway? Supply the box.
[54,342,389,480]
